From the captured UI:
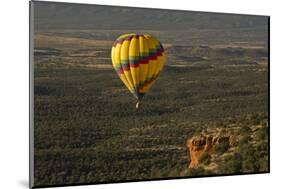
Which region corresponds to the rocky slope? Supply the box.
[182,114,268,176]
[187,133,234,168]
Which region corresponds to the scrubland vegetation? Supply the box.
[33,28,268,186]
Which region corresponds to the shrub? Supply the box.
[185,167,206,176]
[256,127,268,141]
[219,152,242,174]
[199,152,211,165]
[238,135,251,147]
[242,158,256,172]
[215,140,229,155]
[240,126,251,134]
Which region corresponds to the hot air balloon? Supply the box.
[111,33,165,108]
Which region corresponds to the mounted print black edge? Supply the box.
[29,0,270,188]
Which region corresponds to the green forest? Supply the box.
[33,30,268,186]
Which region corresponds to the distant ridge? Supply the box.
[33,1,268,31]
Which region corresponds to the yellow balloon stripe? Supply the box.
[129,37,140,88]
[111,44,135,95]
[139,36,149,87]
[120,39,135,92]
[145,35,157,84]
[111,33,165,100]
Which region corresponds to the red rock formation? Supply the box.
[187,135,231,168]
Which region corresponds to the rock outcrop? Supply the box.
[187,134,232,168]
[182,115,268,175]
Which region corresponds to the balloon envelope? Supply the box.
[111,33,165,102]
